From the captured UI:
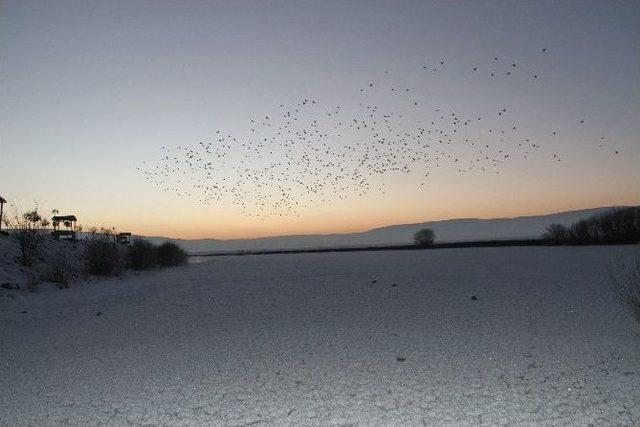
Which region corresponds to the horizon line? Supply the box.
[140,204,633,242]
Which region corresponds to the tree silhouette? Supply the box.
[414,228,436,247]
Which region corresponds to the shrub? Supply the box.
[11,209,50,266]
[610,249,640,323]
[414,228,436,247]
[128,238,157,270]
[85,228,125,276]
[44,244,82,285]
[157,241,187,267]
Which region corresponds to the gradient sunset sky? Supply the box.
[1,0,638,239]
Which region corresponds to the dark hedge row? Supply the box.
[542,206,640,244]
[86,235,187,276]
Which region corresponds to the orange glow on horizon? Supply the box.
[113,194,639,240]
[4,167,637,240]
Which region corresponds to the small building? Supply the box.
[0,195,6,232]
[52,215,78,241]
[117,232,132,245]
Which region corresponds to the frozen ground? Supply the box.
[1,245,639,425]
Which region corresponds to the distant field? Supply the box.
[1,246,639,425]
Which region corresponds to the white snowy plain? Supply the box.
[1,245,639,426]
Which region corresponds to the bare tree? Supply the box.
[414,228,436,247]
[610,249,640,323]
[11,209,50,266]
[542,223,568,243]
[543,207,640,244]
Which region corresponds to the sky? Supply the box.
[1,0,639,239]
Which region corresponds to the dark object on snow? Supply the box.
[391,283,397,287]
[96,312,102,316]
[1,282,20,290]
[396,357,406,362]
[470,295,478,301]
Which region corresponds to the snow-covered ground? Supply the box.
[1,245,639,425]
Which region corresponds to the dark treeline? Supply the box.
[86,230,188,276]
[542,206,640,244]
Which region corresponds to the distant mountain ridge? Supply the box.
[142,206,630,254]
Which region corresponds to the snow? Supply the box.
[1,245,639,425]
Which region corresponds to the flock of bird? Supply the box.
[138,49,617,219]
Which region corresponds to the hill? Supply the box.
[143,206,626,254]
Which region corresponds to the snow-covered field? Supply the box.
[1,246,639,425]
